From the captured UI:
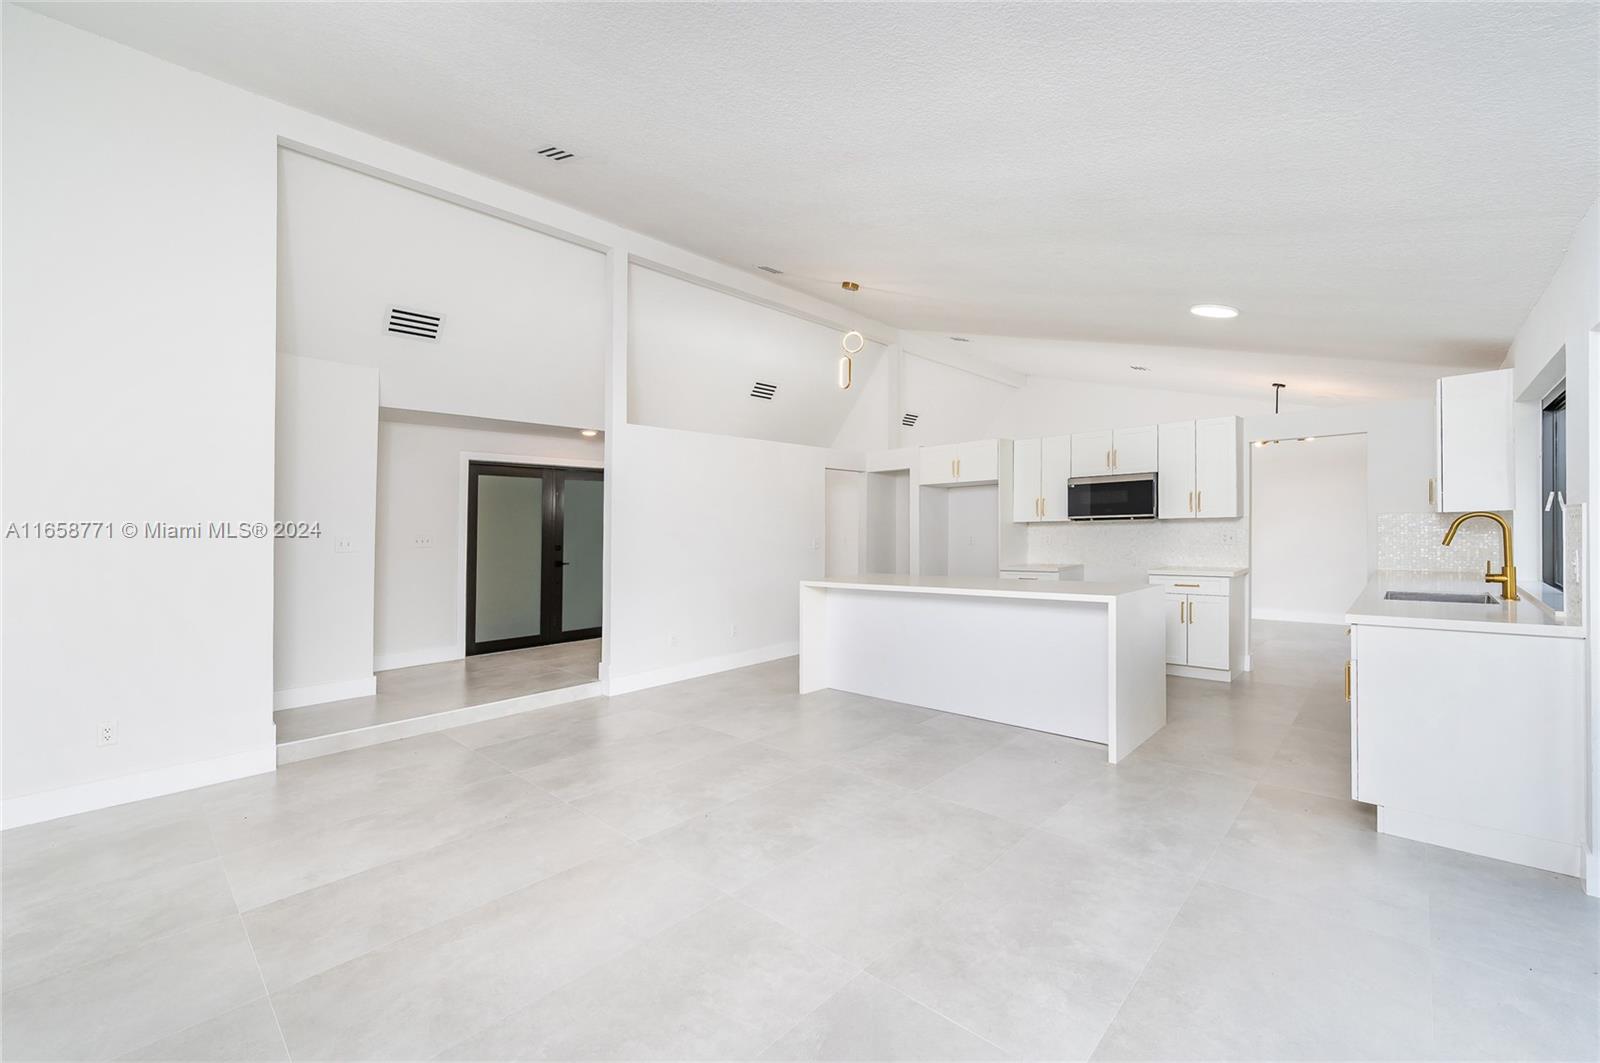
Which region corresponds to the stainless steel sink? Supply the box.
[1383,590,1498,605]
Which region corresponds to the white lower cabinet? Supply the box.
[1149,569,1246,681]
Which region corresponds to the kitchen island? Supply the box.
[799,575,1167,762]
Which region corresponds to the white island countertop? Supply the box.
[1345,571,1584,639]
[1148,565,1250,578]
[801,574,1154,602]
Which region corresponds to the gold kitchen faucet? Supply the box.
[1442,511,1518,601]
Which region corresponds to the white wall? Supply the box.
[374,411,603,671]
[605,424,857,691]
[1244,399,1435,572]
[3,7,906,825]
[899,352,1018,446]
[2,7,279,824]
[628,265,887,448]
[1250,434,1369,623]
[274,358,380,707]
[278,149,608,430]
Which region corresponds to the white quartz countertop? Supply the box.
[1148,565,1250,577]
[801,574,1156,602]
[1345,571,1584,639]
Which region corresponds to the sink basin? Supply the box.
[1384,590,1498,605]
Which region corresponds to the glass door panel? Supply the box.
[470,470,544,646]
[560,475,604,633]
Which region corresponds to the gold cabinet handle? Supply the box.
[1196,490,1202,512]
[1427,478,1435,505]
[1179,599,1185,624]
[1187,490,1193,513]
[1112,447,1118,469]
[1188,600,1194,624]
[1344,660,1352,702]
[1173,582,1200,588]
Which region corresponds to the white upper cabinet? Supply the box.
[1157,422,1196,518]
[1435,369,1514,513]
[1070,429,1114,477]
[920,439,1000,487]
[1011,438,1042,521]
[1112,425,1158,474]
[1194,417,1241,518]
[1157,417,1239,519]
[1076,426,1157,475]
[1040,435,1073,520]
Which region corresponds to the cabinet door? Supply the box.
[1112,425,1159,473]
[1164,593,1189,664]
[1157,421,1196,520]
[919,444,961,486]
[957,439,999,484]
[1437,368,1514,512]
[1012,438,1041,522]
[1185,595,1230,670]
[1071,430,1113,477]
[1194,417,1240,518]
[1040,435,1073,520]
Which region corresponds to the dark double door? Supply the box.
[466,461,603,655]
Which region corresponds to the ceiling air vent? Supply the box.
[902,413,919,427]
[387,308,441,340]
[750,381,778,400]
[536,146,576,162]
[756,265,783,275]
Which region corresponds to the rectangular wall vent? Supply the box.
[750,381,778,400]
[537,146,576,162]
[756,265,784,275]
[902,413,919,427]
[387,308,442,340]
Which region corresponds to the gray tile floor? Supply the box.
[273,640,602,744]
[4,622,1596,1060]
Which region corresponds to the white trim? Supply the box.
[1165,663,1238,683]
[1585,846,1599,898]
[606,641,797,697]
[454,451,606,661]
[277,681,602,764]
[273,675,376,710]
[2,746,276,830]
[1252,607,1350,625]
[1377,805,1582,878]
[374,645,460,673]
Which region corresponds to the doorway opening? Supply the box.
[466,461,604,655]
[1249,433,1368,625]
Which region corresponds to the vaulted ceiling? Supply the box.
[34,2,1598,379]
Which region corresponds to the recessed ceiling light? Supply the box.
[841,281,860,292]
[1190,304,1239,319]
[949,336,971,343]
[1301,436,1315,443]
[580,429,598,437]
[1129,365,1150,372]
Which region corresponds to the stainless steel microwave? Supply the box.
[1066,474,1157,521]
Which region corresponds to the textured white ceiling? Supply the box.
[33,1,1598,372]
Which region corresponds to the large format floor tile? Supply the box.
[1092,882,1435,1061]
[4,620,1596,1062]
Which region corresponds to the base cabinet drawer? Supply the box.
[1149,574,1231,597]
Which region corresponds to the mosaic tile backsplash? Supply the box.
[1374,511,1510,574]
[1027,517,1248,580]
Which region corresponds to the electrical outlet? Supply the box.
[96,721,118,747]
[730,621,739,639]
[334,536,355,554]
[413,534,433,549]
[811,537,821,551]
[668,633,679,648]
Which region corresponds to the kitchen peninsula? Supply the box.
[798,574,1167,761]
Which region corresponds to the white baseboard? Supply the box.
[374,645,460,673]
[605,641,797,697]
[1252,608,1348,625]
[2,746,277,830]
[277,681,603,764]
[1377,805,1581,878]
[1166,663,1235,683]
[273,675,376,711]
